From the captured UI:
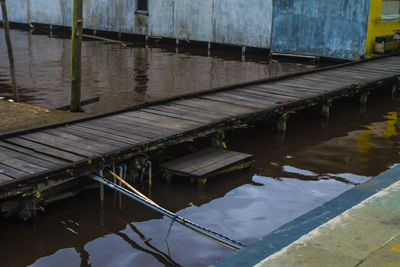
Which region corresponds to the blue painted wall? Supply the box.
[271,0,371,60]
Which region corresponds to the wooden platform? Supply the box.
[159,148,254,179]
[1,55,400,215]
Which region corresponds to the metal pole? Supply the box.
[89,174,245,250]
[1,0,18,102]
[70,0,83,112]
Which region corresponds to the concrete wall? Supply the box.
[1,0,273,49]
[271,0,371,60]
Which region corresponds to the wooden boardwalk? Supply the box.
[1,55,400,209]
[160,148,254,179]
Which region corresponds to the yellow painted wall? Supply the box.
[365,0,400,55]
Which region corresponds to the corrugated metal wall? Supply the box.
[271,0,371,60]
[1,0,273,49]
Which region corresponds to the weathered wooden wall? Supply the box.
[0,0,273,49]
[271,0,371,60]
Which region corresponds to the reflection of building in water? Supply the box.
[0,29,309,112]
[133,48,149,101]
[284,111,400,177]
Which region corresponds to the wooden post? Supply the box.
[1,0,19,102]
[70,0,83,112]
[277,113,289,133]
[321,100,332,119]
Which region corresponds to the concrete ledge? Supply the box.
[213,165,400,267]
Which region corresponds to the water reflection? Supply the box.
[1,90,399,266]
[0,29,313,113]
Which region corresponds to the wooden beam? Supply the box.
[1,0,18,102]
[70,0,83,112]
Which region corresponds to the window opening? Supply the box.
[381,0,400,22]
[136,0,148,15]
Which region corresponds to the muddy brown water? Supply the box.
[0,29,312,113]
[1,29,400,267]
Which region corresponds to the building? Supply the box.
[1,0,399,60]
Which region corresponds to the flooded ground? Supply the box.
[1,89,399,267]
[0,28,313,113]
[1,28,399,267]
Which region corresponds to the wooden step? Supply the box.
[159,148,254,179]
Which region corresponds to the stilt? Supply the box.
[321,100,332,119]
[242,46,246,61]
[165,173,173,184]
[312,56,320,67]
[392,78,400,97]
[70,0,83,112]
[197,178,207,190]
[268,50,273,64]
[211,129,226,149]
[277,113,289,133]
[93,29,97,36]
[1,0,19,102]
[207,42,211,57]
[360,92,368,106]
[118,32,122,39]
[99,169,104,201]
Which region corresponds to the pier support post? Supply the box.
[208,42,211,57]
[211,129,226,149]
[321,100,332,119]
[392,78,400,97]
[70,0,83,112]
[197,178,207,190]
[1,0,19,102]
[360,92,368,106]
[277,113,289,133]
[165,173,173,185]
[268,50,273,64]
[242,46,246,61]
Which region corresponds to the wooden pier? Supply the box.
[1,55,400,219]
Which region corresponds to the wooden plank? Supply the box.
[348,65,399,74]
[321,69,375,81]
[335,67,389,79]
[274,80,328,93]
[0,147,55,169]
[83,119,160,139]
[199,94,268,110]
[108,113,172,135]
[0,141,70,165]
[161,148,229,171]
[242,85,306,99]
[0,173,13,183]
[153,104,228,121]
[66,124,144,145]
[1,158,47,174]
[192,153,252,176]
[237,88,301,101]
[297,73,355,86]
[253,83,319,97]
[43,129,117,151]
[5,138,85,162]
[172,98,256,116]
[20,132,100,157]
[54,126,128,147]
[76,121,154,142]
[179,150,237,174]
[0,163,29,179]
[124,110,200,129]
[141,107,211,124]
[224,90,280,104]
